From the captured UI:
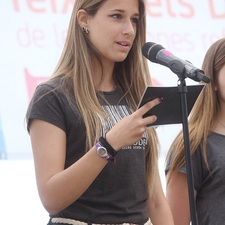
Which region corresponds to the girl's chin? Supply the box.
[114,55,129,62]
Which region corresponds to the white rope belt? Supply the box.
[51,218,153,225]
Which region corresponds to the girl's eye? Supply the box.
[131,17,139,24]
[111,14,122,19]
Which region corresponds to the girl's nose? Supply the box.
[122,20,135,37]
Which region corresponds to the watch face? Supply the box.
[96,142,114,162]
[96,142,110,159]
[97,147,107,157]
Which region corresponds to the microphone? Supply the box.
[142,42,210,83]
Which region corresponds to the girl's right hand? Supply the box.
[106,97,162,151]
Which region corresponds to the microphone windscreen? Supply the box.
[142,42,164,63]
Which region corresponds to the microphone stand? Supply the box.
[169,60,199,225]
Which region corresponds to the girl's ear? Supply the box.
[77,9,89,28]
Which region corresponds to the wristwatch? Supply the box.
[96,142,113,162]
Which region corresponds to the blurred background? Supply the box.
[0,0,224,224]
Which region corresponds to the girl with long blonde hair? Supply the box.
[166,37,225,225]
[26,0,174,224]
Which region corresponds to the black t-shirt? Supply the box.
[26,76,149,224]
[166,132,225,225]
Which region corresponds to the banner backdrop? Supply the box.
[0,0,224,159]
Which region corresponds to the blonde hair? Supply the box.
[51,0,158,193]
[166,38,225,183]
